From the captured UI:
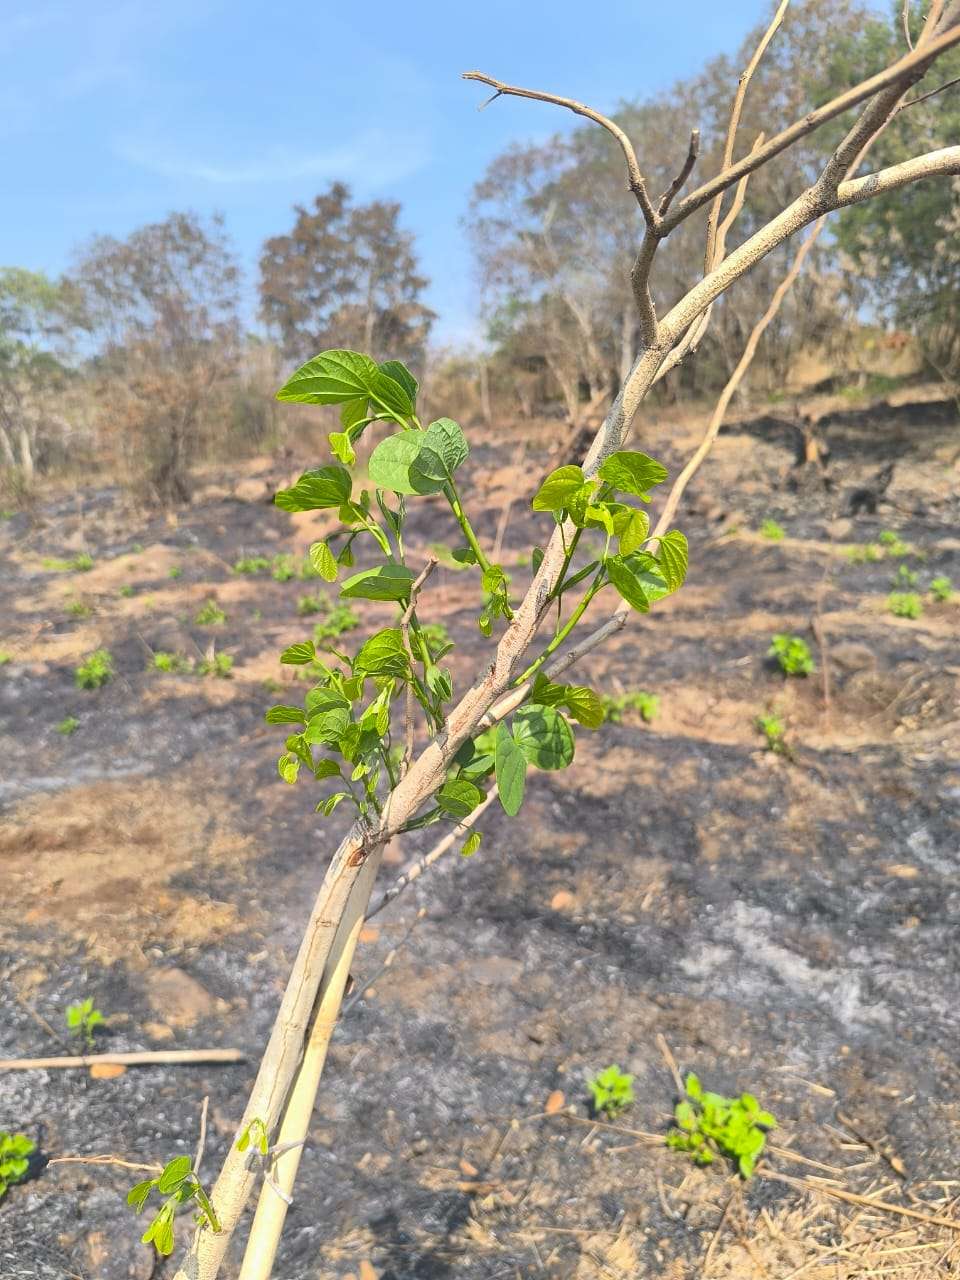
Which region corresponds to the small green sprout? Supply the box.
[0,1132,35,1201]
[313,605,361,646]
[845,543,882,564]
[168,565,182,579]
[768,633,815,677]
[602,689,660,724]
[56,715,80,736]
[878,529,911,558]
[887,591,922,619]
[892,563,918,588]
[270,554,298,582]
[74,649,113,689]
[65,997,105,1050]
[930,576,953,603]
[297,593,327,616]
[42,552,94,572]
[118,584,135,598]
[127,1156,220,1257]
[195,599,226,626]
[759,518,785,541]
[233,555,271,575]
[198,652,233,678]
[667,1073,776,1178]
[66,599,94,618]
[152,651,192,674]
[588,1065,634,1119]
[755,714,786,754]
[0,652,10,666]
[236,1118,270,1156]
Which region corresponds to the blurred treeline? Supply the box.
[1,0,957,506]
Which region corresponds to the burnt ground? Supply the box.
[1,391,959,1279]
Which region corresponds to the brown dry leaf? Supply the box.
[545,1089,566,1114]
[89,1062,126,1080]
[884,864,919,878]
[550,890,575,911]
[459,1158,479,1176]
[359,1261,378,1280]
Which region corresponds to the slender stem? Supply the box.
[516,567,607,684]
[549,527,583,601]
[443,478,515,620]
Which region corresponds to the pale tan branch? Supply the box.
[0,1049,244,1070]
[657,129,700,215]
[661,20,960,233]
[462,71,660,229]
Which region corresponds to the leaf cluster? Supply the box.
[127,1156,220,1257]
[194,600,226,626]
[588,1065,634,1119]
[768,633,815,677]
[0,1132,34,1201]
[602,689,659,724]
[667,1073,776,1178]
[65,996,105,1050]
[74,648,113,689]
[887,591,922,619]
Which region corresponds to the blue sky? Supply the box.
[2,0,770,344]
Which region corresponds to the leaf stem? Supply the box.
[516,567,608,684]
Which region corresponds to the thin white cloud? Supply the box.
[115,127,430,189]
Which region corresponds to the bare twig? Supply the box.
[48,1154,164,1174]
[903,0,915,49]
[194,1096,210,1174]
[462,72,659,230]
[399,555,439,775]
[658,129,700,215]
[655,1033,686,1098]
[0,1049,244,1070]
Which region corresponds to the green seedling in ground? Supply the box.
[168,565,182,579]
[878,529,911,558]
[0,1132,35,1200]
[667,1073,776,1178]
[42,552,94,572]
[845,543,882,564]
[127,1156,220,1257]
[887,591,922,619]
[152,652,192,674]
[56,716,80,736]
[198,652,233,678]
[588,1065,634,1119]
[930,576,953,603]
[74,649,113,689]
[759,518,785,541]
[602,689,660,723]
[768,633,815,676]
[271,554,299,582]
[297,593,328,616]
[313,604,360,646]
[118,584,135,598]
[755,714,787,754]
[66,599,93,618]
[195,599,226,626]
[420,621,454,657]
[891,564,918,588]
[233,555,271,575]
[0,652,10,666]
[65,997,105,1050]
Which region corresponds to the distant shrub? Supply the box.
[152,652,192,674]
[195,599,226,626]
[118,584,135,598]
[759,518,784,541]
[755,714,786,754]
[43,552,94,572]
[198,652,233,679]
[930,576,953,603]
[891,563,918,588]
[845,543,882,564]
[878,529,911,558]
[602,689,660,723]
[168,565,182,579]
[66,599,93,618]
[234,556,271,575]
[887,592,922,619]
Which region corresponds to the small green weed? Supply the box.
[878,529,911,558]
[233,555,271,575]
[588,1065,634,1119]
[271,554,298,582]
[127,1156,220,1257]
[759,518,785,541]
[74,649,113,689]
[930,576,953,603]
[152,652,192,674]
[420,620,454,657]
[0,1132,35,1201]
[313,604,361,646]
[891,563,918,588]
[297,593,328,616]
[195,599,226,626]
[66,599,94,618]
[198,652,233,679]
[844,543,882,564]
[118,584,135,598]
[0,652,10,666]
[768,633,815,676]
[42,552,94,572]
[602,690,660,724]
[168,565,182,579]
[887,591,922,619]
[667,1073,776,1178]
[755,714,786,754]
[65,997,105,1050]
[56,715,80,736]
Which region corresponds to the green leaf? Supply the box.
[329,431,356,465]
[605,552,670,613]
[494,723,527,816]
[437,778,484,819]
[277,752,301,784]
[531,465,585,512]
[379,359,419,404]
[340,397,368,430]
[370,369,414,418]
[411,418,468,484]
[303,708,350,746]
[276,349,379,405]
[461,831,482,858]
[354,626,410,676]
[563,686,605,730]
[565,482,595,527]
[317,791,349,816]
[512,705,575,770]
[368,431,443,496]
[309,540,338,582]
[312,759,342,782]
[157,1156,192,1195]
[127,1179,156,1212]
[685,1072,702,1100]
[619,508,650,556]
[597,450,668,498]
[657,529,688,591]
[280,641,316,665]
[340,563,416,602]
[274,466,352,512]
[425,663,453,702]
